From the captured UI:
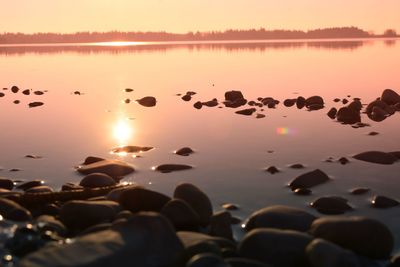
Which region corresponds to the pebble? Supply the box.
[235,108,256,116]
[16,180,45,191]
[371,195,399,208]
[255,113,265,119]
[77,159,135,180]
[327,107,337,119]
[124,88,134,92]
[222,203,239,210]
[310,196,353,214]
[288,163,305,169]
[175,147,194,156]
[136,96,156,107]
[11,86,19,93]
[33,91,44,95]
[13,100,20,104]
[161,199,200,230]
[368,131,379,136]
[22,89,30,95]
[28,102,44,108]
[0,177,14,190]
[293,188,312,195]
[350,187,370,195]
[79,173,116,188]
[118,187,171,213]
[111,145,153,153]
[154,164,193,173]
[353,151,398,165]
[265,166,279,174]
[25,185,54,193]
[194,101,203,109]
[338,157,350,165]
[289,169,330,190]
[0,198,32,221]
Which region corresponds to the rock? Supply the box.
[390,254,400,267]
[296,96,306,109]
[306,96,324,107]
[255,114,265,119]
[59,200,121,231]
[36,215,67,236]
[390,151,400,159]
[25,185,53,193]
[327,107,337,119]
[175,147,194,156]
[111,145,153,153]
[174,183,213,226]
[25,154,42,159]
[161,199,200,230]
[209,211,233,240]
[77,159,135,180]
[11,85,19,93]
[289,169,330,189]
[186,253,229,267]
[350,188,370,195]
[118,187,171,213]
[239,228,312,267]
[124,98,130,103]
[154,164,193,173]
[82,156,105,165]
[79,173,116,188]
[338,157,350,165]
[16,180,45,191]
[368,131,379,136]
[41,203,60,216]
[78,223,112,236]
[194,101,203,109]
[0,92,4,97]
[22,89,30,95]
[34,90,44,95]
[336,107,361,124]
[224,98,247,108]
[182,94,192,101]
[106,185,140,202]
[226,258,271,267]
[371,195,399,208]
[61,183,84,191]
[348,100,362,111]
[245,205,316,232]
[265,166,279,174]
[283,99,296,107]
[236,108,256,116]
[310,216,394,259]
[308,104,324,111]
[370,106,388,121]
[306,238,360,267]
[310,196,353,214]
[225,90,244,102]
[267,102,276,108]
[289,163,305,169]
[28,102,44,108]
[222,203,239,210]
[13,100,20,104]
[0,177,14,190]
[136,96,156,107]
[293,188,312,195]
[353,151,398,165]
[342,98,349,104]
[381,89,400,105]
[0,198,32,221]
[203,98,219,107]
[19,212,184,267]
[178,231,236,250]
[124,88,134,92]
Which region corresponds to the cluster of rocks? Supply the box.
[0,163,398,267]
[0,85,45,108]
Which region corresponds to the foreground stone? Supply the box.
[79,173,116,188]
[119,187,171,213]
[245,205,316,232]
[0,198,32,221]
[239,228,313,267]
[289,169,330,189]
[19,212,184,267]
[310,196,353,215]
[77,159,135,180]
[161,199,200,230]
[309,216,394,259]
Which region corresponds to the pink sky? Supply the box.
[1,0,399,34]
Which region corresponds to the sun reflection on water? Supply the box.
[113,119,133,147]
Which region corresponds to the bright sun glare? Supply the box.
[113,119,133,145]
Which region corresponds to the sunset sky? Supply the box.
[1,0,399,34]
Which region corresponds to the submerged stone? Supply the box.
[154,164,193,173]
[111,145,153,153]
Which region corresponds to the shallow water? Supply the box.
[1,39,400,248]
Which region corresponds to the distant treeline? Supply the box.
[0,27,398,44]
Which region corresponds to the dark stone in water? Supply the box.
[338,157,350,165]
[194,101,203,109]
[265,166,279,174]
[25,154,42,159]
[368,131,379,136]
[289,169,330,189]
[381,89,400,105]
[11,86,19,93]
[289,163,305,169]
[336,106,361,124]
[124,88,134,92]
[222,203,239,211]
[310,196,353,215]
[0,198,32,221]
[307,104,324,111]
[371,195,399,208]
[136,96,156,107]
[296,96,306,109]
[175,147,194,156]
[22,89,30,95]
[181,94,192,101]
[202,98,219,107]
[13,100,20,104]
[225,90,244,102]
[124,98,130,104]
[28,102,44,108]
[161,199,200,230]
[283,99,296,107]
[348,99,362,111]
[34,91,44,95]
[0,92,4,97]
[0,178,14,190]
[224,98,247,108]
[77,159,135,180]
[112,145,153,153]
[154,164,193,173]
[342,98,349,104]
[293,188,312,196]
[9,168,21,172]
[236,108,256,116]
[79,173,116,188]
[333,98,341,102]
[350,187,370,195]
[16,180,45,191]
[256,113,265,119]
[305,96,324,107]
[209,211,233,240]
[310,216,394,259]
[186,91,197,96]
[73,91,81,95]
[389,151,400,159]
[26,185,54,193]
[61,183,84,191]
[119,187,171,213]
[83,156,105,165]
[327,107,337,119]
[353,151,398,165]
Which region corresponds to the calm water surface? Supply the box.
[0,39,400,245]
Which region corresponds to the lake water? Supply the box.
[1,39,400,247]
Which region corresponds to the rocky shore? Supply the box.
[0,155,399,267]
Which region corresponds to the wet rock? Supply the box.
[350,187,370,195]
[231,216,242,225]
[13,100,20,104]
[34,91,44,95]
[0,198,32,221]
[327,107,337,119]
[296,96,306,109]
[239,228,312,267]
[174,183,213,226]
[61,183,84,191]
[37,215,67,236]
[236,108,256,116]
[224,98,247,108]
[28,102,44,108]
[267,101,276,108]
[289,163,305,169]
[225,90,244,102]
[265,166,279,174]
[203,98,219,107]
[178,231,236,250]
[60,200,121,231]
[136,96,156,107]
[255,113,265,119]
[182,94,192,101]
[41,203,60,216]
[336,107,361,124]
[293,188,312,195]
[19,212,184,267]
[342,98,349,104]
[16,180,45,191]
[115,210,133,220]
[226,258,271,267]
[289,169,330,190]
[79,173,116,188]
[310,196,353,215]
[0,177,14,190]
[348,100,362,111]
[306,96,324,107]
[124,98,130,104]
[22,89,30,95]
[175,147,194,156]
[77,159,135,180]
[187,253,229,267]
[338,157,350,165]
[83,156,105,165]
[73,91,81,95]
[370,106,388,121]
[161,199,200,230]
[381,89,400,105]
[154,164,193,173]
[353,151,398,165]
[222,203,239,210]
[245,205,316,232]
[368,131,379,136]
[25,154,42,159]
[194,101,203,109]
[389,151,400,159]
[124,88,134,92]
[106,185,140,202]
[11,85,19,93]
[209,211,233,240]
[306,238,361,267]
[0,92,4,97]
[78,223,112,236]
[111,145,153,153]
[371,195,399,208]
[284,99,296,107]
[119,187,170,213]
[309,216,394,259]
[308,104,324,110]
[26,185,54,193]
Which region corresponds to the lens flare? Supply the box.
[276,127,297,135]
